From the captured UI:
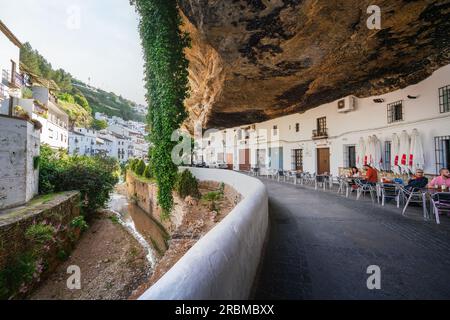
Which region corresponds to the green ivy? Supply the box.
[133,0,190,216]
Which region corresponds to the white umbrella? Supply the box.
[357,137,366,168]
[391,133,400,174]
[409,129,425,173]
[373,135,383,171]
[366,136,376,167]
[398,130,410,174]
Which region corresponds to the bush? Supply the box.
[70,216,88,232]
[0,252,36,300]
[25,223,55,245]
[74,94,90,111]
[135,160,146,176]
[143,164,153,179]
[129,158,138,171]
[175,170,200,199]
[92,119,108,131]
[39,145,119,218]
[57,92,75,104]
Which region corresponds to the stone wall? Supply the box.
[0,191,81,298]
[125,172,185,232]
[0,115,40,209]
[0,191,80,269]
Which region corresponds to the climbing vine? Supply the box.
[133,0,190,216]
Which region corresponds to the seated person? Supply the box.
[347,166,360,190]
[428,168,450,189]
[405,169,428,191]
[348,166,360,178]
[363,164,378,185]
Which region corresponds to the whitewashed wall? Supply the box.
[139,168,269,300]
[0,116,40,209]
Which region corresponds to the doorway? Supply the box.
[239,148,251,171]
[317,148,330,174]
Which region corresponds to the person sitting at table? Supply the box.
[428,168,450,189]
[405,169,428,191]
[347,166,360,191]
[363,164,378,185]
[348,166,360,178]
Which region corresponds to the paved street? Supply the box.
[254,179,450,299]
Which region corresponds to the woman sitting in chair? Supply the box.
[363,164,378,186]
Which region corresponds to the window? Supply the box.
[273,125,278,136]
[387,100,403,123]
[435,136,450,174]
[291,149,303,171]
[384,141,391,171]
[439,85,450,113]
[317,117,326,134]
[295,123,300,132]
[343,145,356,168]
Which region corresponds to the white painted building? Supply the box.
[0,20,22,116]
[68,128,100,157]
[0,21,40,209]
[31,86,69,150]
[68,127,134,163]
[201,64,450,176]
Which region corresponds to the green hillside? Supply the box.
[73,80,145,122]
[20,42,145,126]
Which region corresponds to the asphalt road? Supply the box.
[253,179,450,300]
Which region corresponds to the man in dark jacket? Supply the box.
[406,169,428,191]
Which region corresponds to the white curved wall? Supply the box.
[139,168,269,300]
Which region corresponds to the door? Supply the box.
[239,148,250,171]
[226,153,233,170]
[317,148,330,174]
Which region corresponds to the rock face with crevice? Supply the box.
[179,0,450,129]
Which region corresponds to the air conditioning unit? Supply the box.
[337,95,357,113]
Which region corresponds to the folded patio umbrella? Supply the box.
[373,135,383,171]
[391,133,400,174]
[365,136,373,166]
[357,137,366,168]
[409,129,425,173]
[398,130,410,174]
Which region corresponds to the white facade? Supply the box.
[31,86,69,150]
[0,116,40,209]
[68,127,134,163]
[201,64,450,176]
[0,20,22,116]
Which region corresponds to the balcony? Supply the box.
[312,128,328,140]
[1,70,22,89]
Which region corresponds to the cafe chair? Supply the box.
[429,192,450,225]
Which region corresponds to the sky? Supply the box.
[0,0,146,105]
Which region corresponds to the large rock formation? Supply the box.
[179,0,450,129]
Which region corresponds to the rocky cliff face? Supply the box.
[179,0,450,129]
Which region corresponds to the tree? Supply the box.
[133,0,190,217]
[143,164,153,179]
[135,160,146,176]
[92,119,108,131]
[74,94,90,111]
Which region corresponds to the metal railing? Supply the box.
[312,128,328,139]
